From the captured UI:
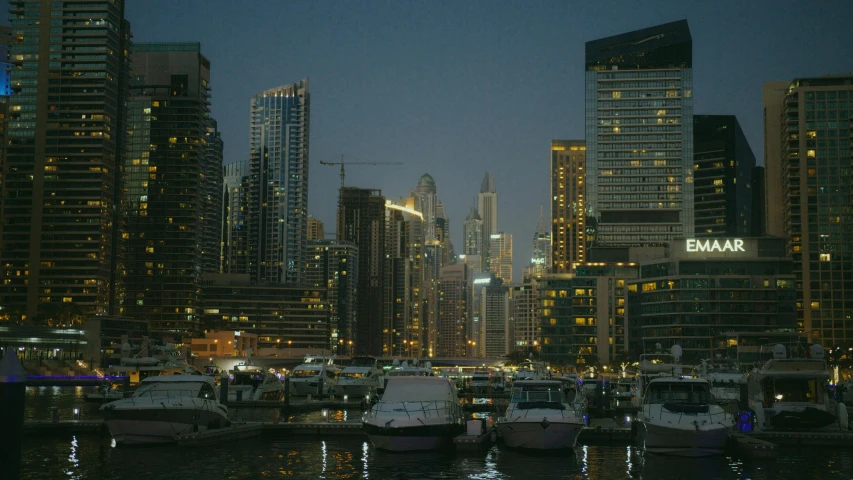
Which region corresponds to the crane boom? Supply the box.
[320,155,403,189]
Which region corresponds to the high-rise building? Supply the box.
[384,199,424,357]
[489,233,513,284]
[305,240,358,354]
[248,79,310,284]
[481,278,510,358]
[693,115,756,237]
[524,206,551,279]
[509,282,539,353]
[203,120,224,274]
[438,264,470,357]
[551,140,586,272]
[751,166,766,237]
[1,1,132,322]
[463,206,483,256]
[414,173,437,240]
[337,187,386,355]
[121,42,220,338]
[222,161,250,274]
[584,20,694,246]
[763,75,853,346]
[307,215,325,241]
[423,240,442,357]
[478,172,498,270]
[0,26,12,250]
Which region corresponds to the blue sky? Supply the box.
[125,0,853,279]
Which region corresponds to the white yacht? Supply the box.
[363,376,465,451]
[385,359,435,378]
[289,355,341,396]
[638,376,733,456]
[515,360,550,381]
[336,356,384,399]
[101,375,229,445]
[698,359,744,406]
[497,379,586,450]
[469,368,507,395]
[228,364,284,402]
[747,344,848,432]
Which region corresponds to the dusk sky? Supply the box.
[125,0,853,279]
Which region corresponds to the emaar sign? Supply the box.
[686,239,745,253]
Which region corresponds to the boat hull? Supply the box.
[290,380,333,396]
[640,421,730,456]
[336,383,375,398]
[103,401,229,445]
[499,420,584,450]
[363,422,462,452]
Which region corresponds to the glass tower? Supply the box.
[248,79,310,284]
[584,20,694,246]
[1,1,131,322]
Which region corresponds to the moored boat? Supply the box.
[497,379,586,450]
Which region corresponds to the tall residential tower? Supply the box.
[584,20,694,246]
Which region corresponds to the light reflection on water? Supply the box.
[18,388,853,479]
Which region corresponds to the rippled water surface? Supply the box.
[19,387,853,479]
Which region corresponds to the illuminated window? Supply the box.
[820,253,831,262]
[807,149,816,158]
[611,91,621,98]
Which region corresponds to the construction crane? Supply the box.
[320,155,403,189]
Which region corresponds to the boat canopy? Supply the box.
[381,377,456,402]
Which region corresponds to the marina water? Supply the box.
[21,387,853,479]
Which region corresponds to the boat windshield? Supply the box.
[763,377,823,404]
[341,371,369,378]
[646,382,711,405]
[471,375,490,382]
[349,357,376,368]
[293,369,319,378]
[511,384,565,403]
[387,369,433,377]
[233,373,263,387]
[134,381,216,400]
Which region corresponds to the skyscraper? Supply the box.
[481,278,509,358]
[463,206,483,257]
[414,173,437,240]
[337,187,386,355]
[693,115,756,237]
[764,75,853,346]
[248,79,310,284]
[437,264,470,357]
[222,161,250,274]
[551,140,587,272]
[121,42,220,338]
[203,120,225,274]
[305,239,358,354]
[489,233,513,284]
[584,20,694,246]
[307,215,325,241]
[0,26,12,250]
[384,198,423,356]
[1,1,132,322]
[478,172,498,270]
[525,206,551,279]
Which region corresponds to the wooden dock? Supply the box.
[744,430,853,447]
[454,429,496,451]
[731,433,778,459]
[23,419,107,434]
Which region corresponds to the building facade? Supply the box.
[222,161,250,274]
[307,215,325,241]
[584,20,694,246]
[764,75,853,345]
[478,172,498,270]
[481,279,509,358]
[248,79,310,284]
[1,1,132,321]
[200,274,330,351]
[462,206,483,267]
[489,233,513,284]
[627,238,797,363]
[437,264,470,357]
[551,140,587,272]
[509,282,539,353]
[693,115,756,237]
[305,240,358,355]
[337,187,386,355]
[121,42,219,339]
[384,199,424,357]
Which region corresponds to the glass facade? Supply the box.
[1,1,131,321]
[248,79,310,284]
[693,115,756,237]
[305,240,358,355]
[776,77,853,345]
[584,20,694,246]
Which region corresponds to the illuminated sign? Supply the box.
[473,278,491,285]
[530,258,546,265]
[686,239,745,253]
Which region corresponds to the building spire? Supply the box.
[536,204,546,235]
[480,172,496,194]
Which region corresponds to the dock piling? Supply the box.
[1,348,27,480]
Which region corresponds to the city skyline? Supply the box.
[123,1,853,280]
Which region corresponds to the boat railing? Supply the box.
[367,400,461,420]
[655,401,729,425]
